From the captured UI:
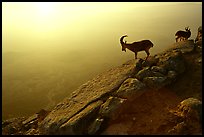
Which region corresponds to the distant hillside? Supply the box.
[2,48,132,120]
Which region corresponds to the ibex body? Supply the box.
[120,35,154,60]
[175,27,191,42]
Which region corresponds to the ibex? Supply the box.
[120,35,154,60]
[175,27,191,42]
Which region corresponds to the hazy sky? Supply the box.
[2,2,202,53]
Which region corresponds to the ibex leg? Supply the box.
[135,52,138,59]
[145,50,150,60]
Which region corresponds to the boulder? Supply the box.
[151,66,167,75]
[143,76,169,90]
[168,98,202,135]
[158,50,186,74]
[142,70,177,90]
[114,78,147,100]
[87,96,127,135]
[99,96,126,119]
[136,67,165,81]
[177,98,202,121]
[55,100,103,135]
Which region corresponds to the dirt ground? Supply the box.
[100,88,181,135]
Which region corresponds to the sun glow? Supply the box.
[2,2,202,53]
[34,2,56,17]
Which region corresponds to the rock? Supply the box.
[25,128,39,135]
[114,78,146,101]
[195,57,202,63]
[170,40,195,54]
[22,114,38,131]
[22,114,38,125]
[194,26,202,52]
[36,109,50,123]
[88,118,104,135]
[151,66,167,75]
[2,109,50,135]
[167,70,177,80]
[52,100,103,135]
[143,76,169,90]
[141,56,159,67]
[194,44,202,52]
[87,96,127,134]
[158,50,186,74]
[177,98,202,121]
[39,60,136,135]
[136,67,165,81]
[135,67,151,80]
[135,58,144,73]
[168,98,202,135]
[2,117,26,135]
[2,121,12,128]
[195,26,202,43]
[156,40,197,75]
[168,121,188,135]
[99,96,126,119]
[198,26,202,32]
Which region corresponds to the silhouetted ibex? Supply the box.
[175,27,191,42]
[120,35,154,60]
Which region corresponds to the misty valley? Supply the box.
[2,49,133,120]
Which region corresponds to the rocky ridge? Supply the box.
[2,27,202,135]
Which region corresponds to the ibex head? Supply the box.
[120,35,128,52]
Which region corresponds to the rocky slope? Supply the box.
[2,27,202,135]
